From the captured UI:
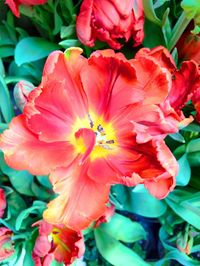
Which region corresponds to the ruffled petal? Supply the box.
[130,56,171,104]
[24,49,88,143]
[81,52,144,120]
[43,163,110,230]
[0,115,75,175]
[76,0,95,47]
[168,61,200,110]
[5,0,20,17]
[192,88,200,122]
[88,136,177,199]
[135,46,176,71]
[0,189,6,219]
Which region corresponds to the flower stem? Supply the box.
[168,12,191,52]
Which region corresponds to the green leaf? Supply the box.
[31,181,52,200]
[53,0,63,35]
[176,154,191,186]
[187,151,200,167]
[36,175,52,189]
[142,0,161,26]
[94,229,149,266]
[182,122,200,132]
[161,8,171,47]
[14,243,34,266]
[0,46,14,58]
[0,123,8,133]
[169,133,185,143]
[99,213,146,243]
[15,37,60,66]
[0,152,34,196]
[186,138,200,153]
[154,250,200,266]
[9,60,45,83]
[0,26,15,46]
[5,189,27,229]
[181,0,200,25]
[112,185,167,218]
[0,59,5,77]
[0,76,14,122]
[166,190,200,230]
[50,260,64,266]
[171,47,178,65]
[143,19,165,48]
[15,201,46,230]
[168,12,191,51]
[59,39,81,49]
[60,25,76,39]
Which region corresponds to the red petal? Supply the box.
[168,61,200,110]
[192,88,200,122]
[130,57,171,104]
[0,189,6,218]
[88,136,177,199]
[53,225,85,264]
[76,0,95,47]
[0,115,75,175]
[75,128,96,164]
[5,0,20,17]
[135,46,176,71]
[24,50,88,143]
[145,177,174,199]
[43,163,110,230]
[81,53,144,120]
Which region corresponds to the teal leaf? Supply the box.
[0,152,34,196]
[112,185,167,218]
[166,190,200,230]
[15,37,60,66]
[59,39,81,49]
[94,229,149,266]
[0,76,14,122]
[176,154,191,186]
[99,213,146,243]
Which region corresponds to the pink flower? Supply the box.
[32,220,85,266]
[14,80,35,111]
[134,46,200,128]
[0,188,6,218]
[177,24,200,64]
[0,227,14,261]
[76,0,144,49]
[1,47,197,230]
[192,89,200,123]
[5,0,48,17]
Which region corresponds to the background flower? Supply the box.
[76,0,144,49]
[5,0,48,17]
[0,189,6,218]
[0,227,14,261]
[32,220,85,266]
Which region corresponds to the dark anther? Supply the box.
[88,114,94,128]
[97,124,104,132]
[106,140,114,144]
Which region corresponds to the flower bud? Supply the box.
[0,189,6,218]
[13,80,35,112]
[0,227,14,261]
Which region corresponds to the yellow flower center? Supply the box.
[50,228,70,252]
[70,112,118,161]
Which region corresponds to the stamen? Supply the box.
[97,124,106,135]
[106,140,115,144]
[88,114,94,128]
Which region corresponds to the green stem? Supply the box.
[168,12,191,51]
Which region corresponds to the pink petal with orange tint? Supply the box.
[0,115,75,175]
[43,163,110,230]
